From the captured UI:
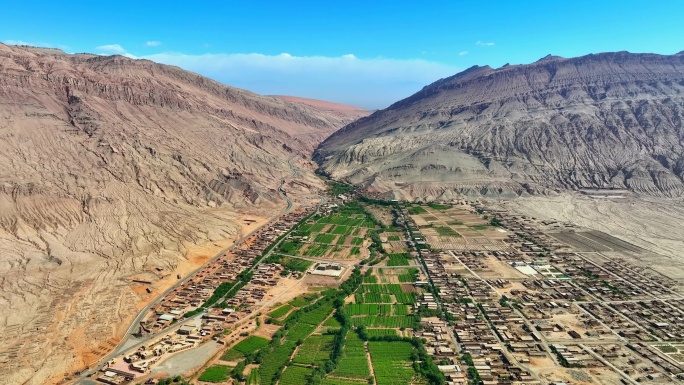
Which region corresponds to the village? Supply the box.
[404,201,684,385]
[86,189,684,385]
[91,207,323,384]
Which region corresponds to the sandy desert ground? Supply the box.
[500,193,684,281]
[0,208,272,385]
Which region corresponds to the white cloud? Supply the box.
[476,40,495,47]
[96,44,126,54]
[141,52,459,108]
[145,41,162,47]
[459,51,469,56]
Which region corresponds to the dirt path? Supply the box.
[365,342,376,382]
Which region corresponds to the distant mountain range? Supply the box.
[316,51,684,199]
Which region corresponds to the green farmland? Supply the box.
[369,341,417,385]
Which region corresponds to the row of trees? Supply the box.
[306,270,366,384]
[230,269,364,383]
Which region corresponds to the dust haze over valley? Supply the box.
[3,20,684,385]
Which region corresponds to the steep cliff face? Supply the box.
[316,51,684,199]
[0,43,351,385]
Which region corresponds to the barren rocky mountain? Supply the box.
[316,51,684,199]
[0,43,352,384]
[270,95,370,124]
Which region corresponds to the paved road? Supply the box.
[75,161,298,383]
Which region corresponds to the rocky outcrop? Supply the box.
[316,51,684,198]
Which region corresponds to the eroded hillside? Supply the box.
[316,51,684,199]
[0,43,350,384]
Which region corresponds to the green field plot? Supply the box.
[220,348,245,361]
[277,240,304,255]
[332,225,354,235]
[315,233,337,243]
[435,226,459,236]
[298,302,335,326]
[345,304,392,316]
[221,336,270,361]
[363,275,378,283]
[407,206,427,214]
[394,292,417,304]
[351,237,364,245]
[360,220,376,228]
[360,284,413,296]
[259,341,297,385]
[292,334,335,366]
[289,293,320,307]
[392,304,410,315]
[268,304,293,319]
[355,293,393,303]
[323,315,342,328]
[351,315,419,328]
[368,341,418,385]
[360,284,402,294]
[233,336,270,354]
[387,235,401,241]
[387,253,411,266]
[198,364,232,383]
[358,284,416,304]
[427,202,451,210]
[366,329,398,338]
[398,268,419,283]
[303,243,331,257]
[285,323,317,341]
[247,368,260,385]
[331,332,371,379]
[280,366,313,385]
[322,378,368,385]
[350,246,361,255]
[310,223,327,232]
[266,255,313,272]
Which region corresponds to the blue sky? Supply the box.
[2,1,683,108]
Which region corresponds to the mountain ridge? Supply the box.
[0,42,355,385]
[316,50,684,199]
